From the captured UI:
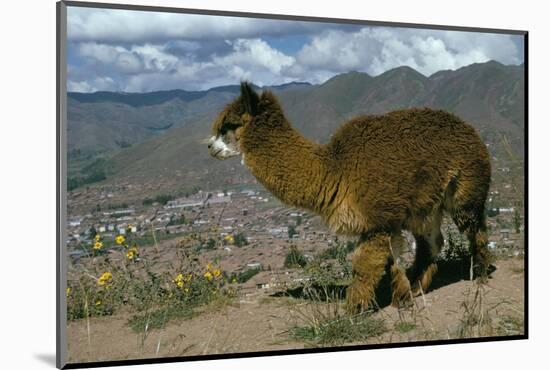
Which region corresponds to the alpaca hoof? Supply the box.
[346,280,375,314]
[391,280,413,308]
[390,265,413,308]
[392,298,413,309]
[473,269,489,284]
[391,292,413,308]
[410,263,437,297]
[410,281,430,298]
[471,262,490,282]
[410,280,425,297]
[410,280,431,298]
[391,285,413,308]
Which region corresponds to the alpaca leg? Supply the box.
[390,262,413,308]
[467,220,491,281]
[448,169,491,281]
[452,211,491,281]
[346,233,392,313]
[410,235,439,295]
[389,233,413,307]
[410,212,443,296]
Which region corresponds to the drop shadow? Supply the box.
[34,353,56,367]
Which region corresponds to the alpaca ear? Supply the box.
[240,82,259,116]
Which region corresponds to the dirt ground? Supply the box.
[66,257,525,364]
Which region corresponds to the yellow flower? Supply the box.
[173,273,187,288]
[204,271,213,281]
[93,241,103,250]
[98,272,113,286]
[94,234,101,241]
[184,287,189,293]
[115,235,126,245]
[213,269,222,278]
[95,300,102,306]
[66,287,71,296]
[126,246,138,260]
[206,263,213,271]
[224,235,234,243]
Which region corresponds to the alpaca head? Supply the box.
[208,82,259,160]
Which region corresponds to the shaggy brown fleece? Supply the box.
[209,83,491,312]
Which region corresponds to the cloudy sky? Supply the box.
[66,6,524,93]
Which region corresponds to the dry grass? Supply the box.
[451,280,524,339]
[287,302,386,347]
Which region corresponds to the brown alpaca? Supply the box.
[208,82,491,312]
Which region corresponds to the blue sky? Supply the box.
[66,6,524,93]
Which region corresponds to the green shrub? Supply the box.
[232,268,261,283]
[439,227,470,262]
[142,194,176,206]
[394,321,416,333]
[284,245,307,268]
[167,214,186,226]
[234,232,248,247]
[288,225,297,239]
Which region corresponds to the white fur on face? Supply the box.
[208,133,240,160]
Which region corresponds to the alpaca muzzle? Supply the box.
[207,136,239,159]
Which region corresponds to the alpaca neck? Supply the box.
[240,115,326,211]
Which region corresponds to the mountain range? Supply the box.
[67,60,525,194]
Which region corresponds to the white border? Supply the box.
[2,0,548,369]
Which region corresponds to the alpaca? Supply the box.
[207,82,491,312]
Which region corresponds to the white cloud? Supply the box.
[67,8,523,93]
[442,31,521,64]
[79,42,143,74]
[297,29,371,71]
[74,38,299,92]
[214,39,295,78]
[130,44,179,71]
[67,7,325,43]
[67,76,117,92]
[78,41,183,76]
[294,27,522,77]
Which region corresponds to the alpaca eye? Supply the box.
[221,123,240,135]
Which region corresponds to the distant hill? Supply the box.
[67,82,313,159]
[67,61,524,192]
[281,61,523,144]
[67,89,233,157]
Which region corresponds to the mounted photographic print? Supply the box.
[56,1,528,368]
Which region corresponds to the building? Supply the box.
[102,208,135,217]
[500,229,511,239]
[69,219,82,227]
